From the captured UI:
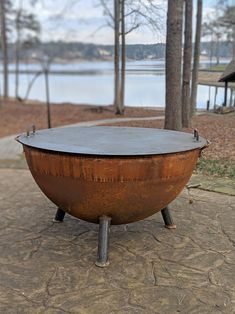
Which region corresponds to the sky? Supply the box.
[18,0,230,45]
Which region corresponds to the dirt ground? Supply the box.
[198,70,235,88]
[0,98,234,161]
[103,113,235,161]
[0,99,163,138]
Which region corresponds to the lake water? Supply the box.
[2,60,226,109]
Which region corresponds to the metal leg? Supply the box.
[95,215,111,267]
[161,207,176,229]
[53,208,66,223]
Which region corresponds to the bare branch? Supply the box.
[125,23,140,35]
[97,0,165,37]
[100,0,114,22]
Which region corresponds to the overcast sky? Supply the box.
[19,0,229,45]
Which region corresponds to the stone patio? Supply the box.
[0,169,234,313]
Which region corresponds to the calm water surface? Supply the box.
[3,60,226,109]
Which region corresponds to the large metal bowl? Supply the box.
[17,126,207,225]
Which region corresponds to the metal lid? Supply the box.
[16,126,207,156]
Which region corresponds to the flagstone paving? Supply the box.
[0,169,234,314]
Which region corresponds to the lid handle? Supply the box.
[26,125,36,137]
[193,129,199,141]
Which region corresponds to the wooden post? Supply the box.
[223,81,228,107]
[45,68,51,128]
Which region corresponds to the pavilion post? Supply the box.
[223,81,228,107]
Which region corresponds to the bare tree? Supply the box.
[219,3,235,60]
[100,0,122,114]
[165,0,184,131]
[0,0,9,99]
[114,0,122,114]
[100,0,165,114]
[190,0,203,117]
[14,6,40,99]
[203,17,223,65]
[182,0,193,128]
[120,0,125,113]
[202,1,234,62]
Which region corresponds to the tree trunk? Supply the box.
[15,11,21,99]
[165,0,184,131]
[24,71,42,101]
[114,0,122,114]
[15,44,20,99]
[0,0,8,99]
[182,0,193,128]
[190,0,203,117]
[229,88,233,107]
[233,25,235,61]
[120,0,125,114]
[214,86,218,109]
[45,69,51,128]
[216,38,220,65]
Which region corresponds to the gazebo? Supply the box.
[219,60,235,107]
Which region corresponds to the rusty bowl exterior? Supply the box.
[23,145,200,225]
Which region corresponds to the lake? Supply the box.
[2,60,226,109]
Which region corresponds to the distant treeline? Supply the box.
[1,41,233,61]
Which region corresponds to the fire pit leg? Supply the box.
[53,208,66,223]
[161,207,176,229]
[95,215,111,267]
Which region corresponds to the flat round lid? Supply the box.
[16,126,207,156]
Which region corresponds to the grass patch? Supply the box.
[209,64,226,71]
[196,158,235,179]
[199,64,226,72]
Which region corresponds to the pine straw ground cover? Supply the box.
[0,99,163,138]
[0,99,234,178]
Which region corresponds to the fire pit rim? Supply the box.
[16,126,208,157]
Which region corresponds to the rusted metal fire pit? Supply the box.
[16,126,207,267]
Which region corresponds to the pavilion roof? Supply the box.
[219,60,235,82]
